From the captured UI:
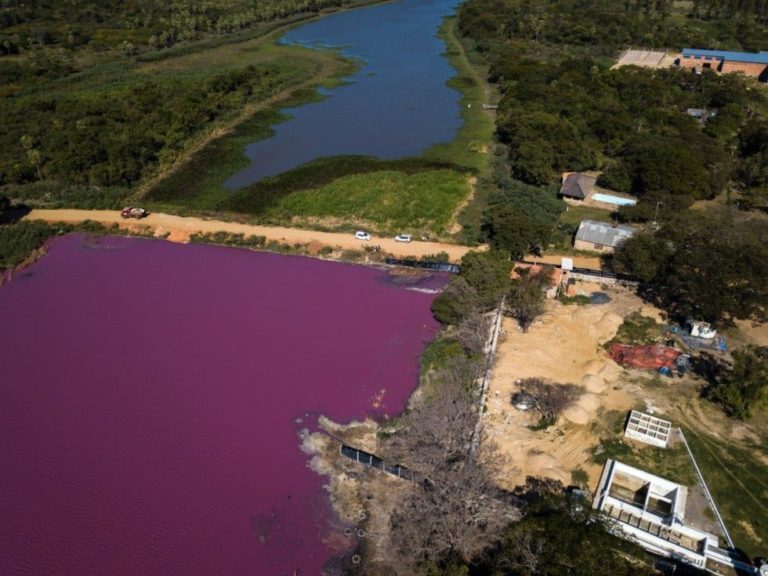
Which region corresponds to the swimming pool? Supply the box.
[591,193,638,206]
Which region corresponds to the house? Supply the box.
[593,459,719,569]
[559,172,597,201]
[677,49,768,81]
[574,220,635,253]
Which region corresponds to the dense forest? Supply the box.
[458,0,768,327]
[459,0,768,203]
[0,0,369,206]
[0,0,347,55]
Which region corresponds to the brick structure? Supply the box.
[677,49,768,81]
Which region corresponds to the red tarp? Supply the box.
[608,343,681,370]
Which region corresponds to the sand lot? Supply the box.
[483,284,654,490]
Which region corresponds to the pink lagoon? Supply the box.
[0,235,443,575]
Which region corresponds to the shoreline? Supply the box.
[24,209,480,262]
[23,209,604,269]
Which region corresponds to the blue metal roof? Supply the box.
[681,48,768,65]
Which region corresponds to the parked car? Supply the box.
[394,234,412,243]
[120,206,147,219]
[355,230,371,241]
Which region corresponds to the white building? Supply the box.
[593,459,719,569]
[624,410,672,448]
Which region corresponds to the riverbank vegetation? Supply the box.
[1,3,497,241]
[146,15,496,239]
[0,1,373,208]
[0,218,159,272]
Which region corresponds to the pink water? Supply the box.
[0,235,442,575]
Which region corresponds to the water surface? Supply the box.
[0,235,442,575]
[225,0,462,189]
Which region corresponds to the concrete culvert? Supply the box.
[352,555,361,565]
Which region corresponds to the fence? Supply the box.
[340,444,417,482]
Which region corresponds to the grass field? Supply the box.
[257,169,471,236]
[422,17,495,173]
[681,424,768,556]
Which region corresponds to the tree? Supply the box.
[382,357,522,573]
[704,346,768,420]
[487,487,655,576]
[459,251,512,311]
[484,205,549,260]
[456,311,492,355]
[613,211,768,324]
[516,377,584,423]
[506,273,546,332]
[611,232,674,281]
[431,277,479,325]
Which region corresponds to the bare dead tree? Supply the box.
[385,356,480,482]
[517,378,584,422]
[380,354,523,573]
[456,311,492,355]
[388,446,522,573]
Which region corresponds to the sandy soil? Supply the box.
[482,283,653,491]
[522,252,603,271]
[26,209,478,262]
[27,209,605,269]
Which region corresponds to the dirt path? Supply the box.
[25,209,480,262]
[27,209,606,268]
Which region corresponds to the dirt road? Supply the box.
[25,209,604,268]
[26,209,480,262]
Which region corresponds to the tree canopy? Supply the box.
[613,211,768,324]
[704,346,768,420]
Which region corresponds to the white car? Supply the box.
[394,234,412,243]
[355,230,372,241]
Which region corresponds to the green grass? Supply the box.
[590,404,768,555]
[591,409,698,487]
[681,426,768,556]
[256,169,470,236]
[422,17,495,172]
[609,312,665,346]
[559,204,616,228]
